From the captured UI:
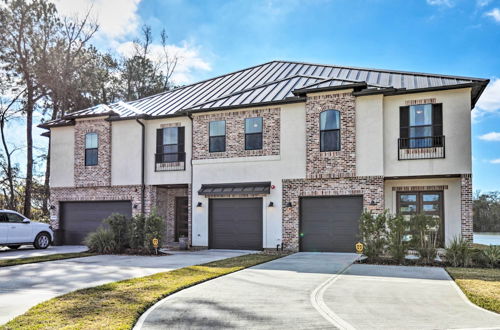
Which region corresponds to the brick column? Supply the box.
[460,174,473,242]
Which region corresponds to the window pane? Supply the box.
[163,127,178,144]
[423,204,439,212]
[85,133,98,148]
[320,110,340,130]
[85,149,98,166]
[6,213,24,222]
[245,117,263,134]
[163,145,178,153]
[400,205,417,213]
[410,126,432,138]
[400,194,417,202]
[410,104,432,126]
[423,194,440,202]
[210,136,225,152]
[320,130,340,151]
[209,121,225,137]
[245,133,262,150]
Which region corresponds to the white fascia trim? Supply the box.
[192,155,281,165]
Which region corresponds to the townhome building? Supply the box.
[40,61,488,252]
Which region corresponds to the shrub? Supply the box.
[129,213,146,250]
[387,213,407,263]
[105,213,129,252]
[143,211,165,253]
[446,236,472,267]
[410,213,440,264]
[84,227,116,254]
[359,210,387,259]
[482,245,500,268]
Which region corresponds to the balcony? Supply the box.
[398,136,445,160]
[155,152,186,171]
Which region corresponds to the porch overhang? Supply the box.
[198,182,271,196]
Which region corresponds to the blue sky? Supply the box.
[6,0,500,191]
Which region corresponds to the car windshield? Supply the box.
[5,213,25,222]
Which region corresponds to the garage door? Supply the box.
[300,196,363,252]
[60,201,132,245]
[209,198,262,250]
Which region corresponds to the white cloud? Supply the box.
[473,78,500,121]
[426,0,454,8]
[490,158,500,164]
[477,0,492,7]
[116,41,211,85]
[486,8,500,22]
[479,132,500,141]
[53,0,142,40]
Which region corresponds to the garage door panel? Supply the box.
[61,201,132,245]
[209,198,262,250]
[300,196,362,252]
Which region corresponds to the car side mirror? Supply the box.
[22,219,30,224]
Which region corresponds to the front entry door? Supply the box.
[175,197,188,242]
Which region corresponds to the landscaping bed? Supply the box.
[0,252,95,268]
[447,267,500,314]
[1,253,284,330]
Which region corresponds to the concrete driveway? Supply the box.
[137,253,500,330]
[0,245,88,259]
[0,249,251,325]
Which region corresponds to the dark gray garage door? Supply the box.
[60,201,132,245]
[300,196,363,252]
[209,198,262,250]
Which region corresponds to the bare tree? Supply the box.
[160,28,178,91]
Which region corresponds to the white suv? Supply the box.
[0,210,54,249]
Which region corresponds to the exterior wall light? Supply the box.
[286,202,292,207]
[370,200,377,206]
[197,202,203,207]
[133,204,138,209]
[268,202,274,207]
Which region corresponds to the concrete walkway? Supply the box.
[137,253,500,330]
[0,249,251,325]
[0,245,88,259]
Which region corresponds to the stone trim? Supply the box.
[405,98,437,106]
[392,185,448,191]
[306,92,356,179]
[460,174,473,242]
[282,176,384,251]
[192,107,280,160]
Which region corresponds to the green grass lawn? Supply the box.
[1,253,283,330]
[0,252,95,268]
[447,267,500,314]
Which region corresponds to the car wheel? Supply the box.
[7,245,21,250]
[34,232,51,249]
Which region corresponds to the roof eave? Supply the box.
[292,82,368,96]
[185,97,306,114]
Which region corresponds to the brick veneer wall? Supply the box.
[281,176,384,251]
[192,107,280,160]
[49,185,154,229]
[460,174,473,242]
[306,92,356,179]
[74,118,111,187]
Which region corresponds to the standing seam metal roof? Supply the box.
[40,60,488,127]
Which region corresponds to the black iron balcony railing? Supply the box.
[155,152,186,171]
[398,136,445,160]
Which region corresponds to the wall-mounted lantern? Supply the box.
[268,201,274,207]
[286,202,293,207]
[197,202,203,207]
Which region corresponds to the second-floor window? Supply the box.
[400,104,443,148]
[245,117,263,150]
[320,110,340,151]
[85,132,98,166]
[209,120,225,152]
[156,127,185,162]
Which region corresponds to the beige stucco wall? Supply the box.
[111,120,142,185]
[384,178,462,246]
[383,88,472,177]
[356,94,384,176]
[191,103,307,248]
[49,126,75,187]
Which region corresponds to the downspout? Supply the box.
[188,113,194,246]
[135,117,145,215]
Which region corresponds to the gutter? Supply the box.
[135,117,146,215]
[187,112,194,211]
